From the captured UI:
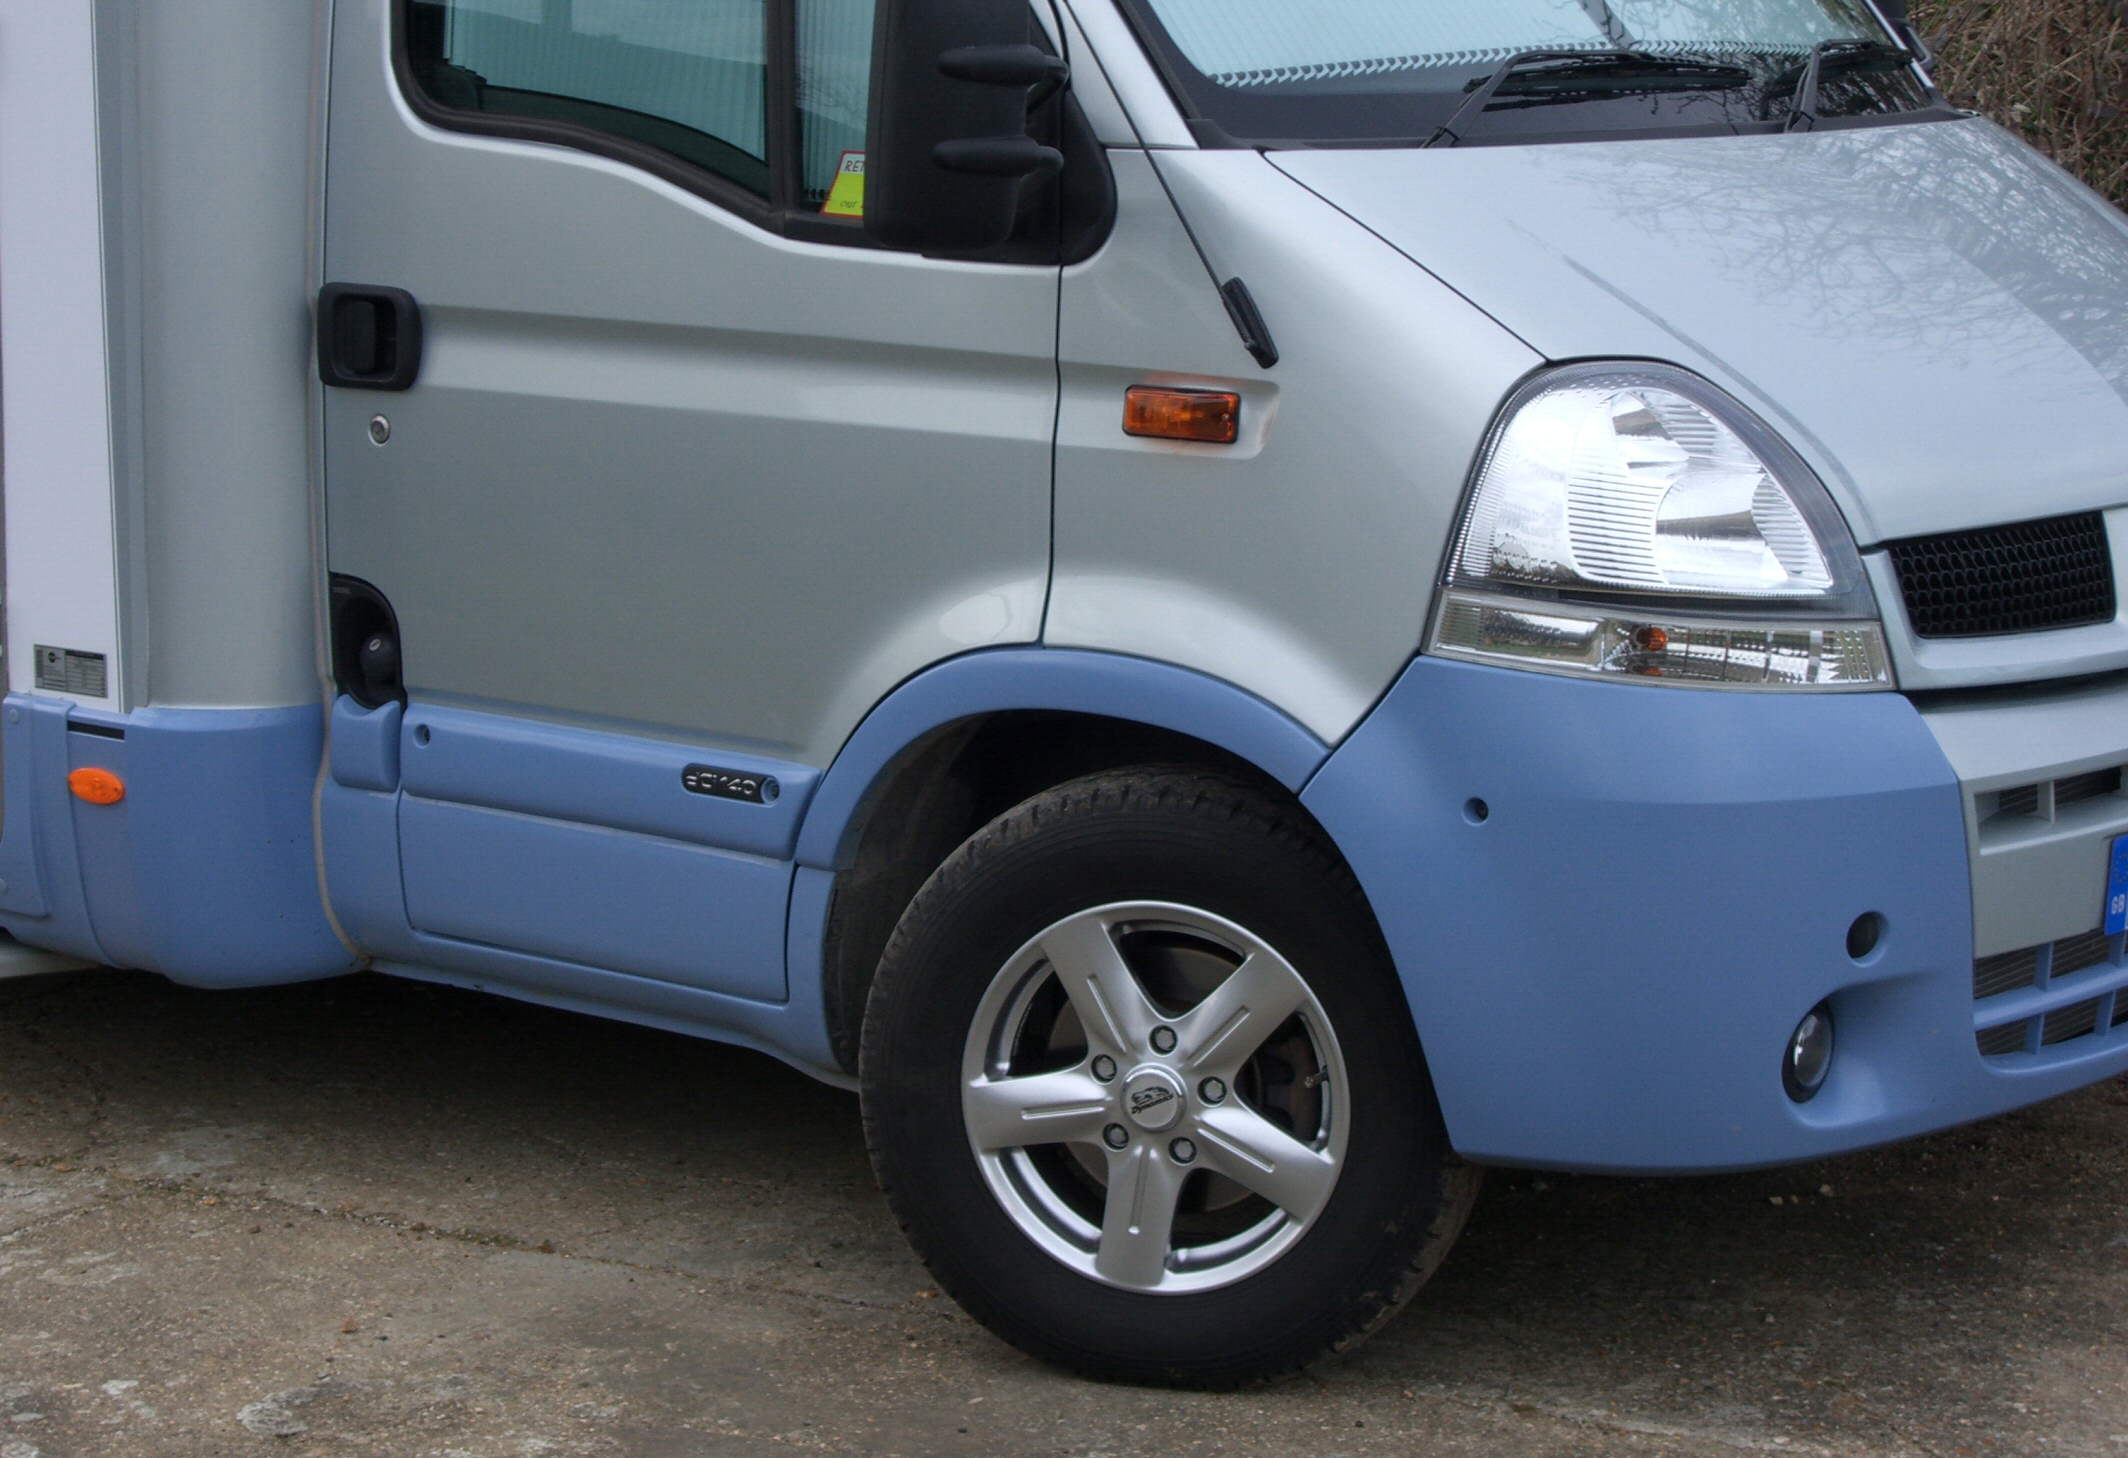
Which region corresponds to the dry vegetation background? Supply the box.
[1910,0,2128,204]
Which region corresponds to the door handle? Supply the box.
[318,283,423,391]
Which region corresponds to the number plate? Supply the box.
[2106,834,2128,936]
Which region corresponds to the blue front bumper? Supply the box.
[1303,657,2128,1173]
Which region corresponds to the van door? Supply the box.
[319,0,1059,997]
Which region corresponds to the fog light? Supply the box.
[1784,1006,1834,1103]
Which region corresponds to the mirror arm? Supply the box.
[934,134,1064,180]
[939,43,1069,101]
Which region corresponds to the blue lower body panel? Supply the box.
[318,695,845,1081]
[1304,658,2128,1173]
[0,696,355,987]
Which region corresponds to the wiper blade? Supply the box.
[1774,39,1915,132]
[1427,49,1754,148]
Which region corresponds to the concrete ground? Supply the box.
[0,969,2120,1458]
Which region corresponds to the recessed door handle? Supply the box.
[318,283,423,391]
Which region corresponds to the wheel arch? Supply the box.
[789,649,1344,1074]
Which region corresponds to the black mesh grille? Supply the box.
[2053,929,2114,980]
[1976,1022,2029,1057]
[1974,946,2040,1000]
[1888,512,2114,639]
[2055,768,2124,809]
[1990,784,2042,820]
[1972,928,2127,1058]
[2042,999,2103,1046]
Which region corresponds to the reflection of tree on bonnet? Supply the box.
[1573,117,2128,385]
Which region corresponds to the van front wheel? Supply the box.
[859,768,1479,1386]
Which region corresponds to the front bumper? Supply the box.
[1302,657,2128,1173]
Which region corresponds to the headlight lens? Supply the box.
[1430,364,1891,690]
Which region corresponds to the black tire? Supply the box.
[860,767,1479,1387]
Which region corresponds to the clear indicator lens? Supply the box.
[1433,592,1890,690]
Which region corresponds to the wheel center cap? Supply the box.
[1122,1067,1186,1132]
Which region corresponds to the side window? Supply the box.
[795,0,875,215]
[398,0,1070,250]
[404,0,772,198]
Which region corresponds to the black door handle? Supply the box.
[318,283,423,391]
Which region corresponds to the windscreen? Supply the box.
[1122,0,1939,145]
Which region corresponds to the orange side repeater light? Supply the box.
[68,768,125,806]
[1124,387,1242,445]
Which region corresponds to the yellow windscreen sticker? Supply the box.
[822,151,866,218]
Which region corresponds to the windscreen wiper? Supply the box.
[1427,49,1754,148]
[1773,39,1915,132]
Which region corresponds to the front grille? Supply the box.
[1977,1022,2031,1057]
[2043,1000,2102,1046]
[1888,511,2114,639]
[2055,768,2126,808]
[1974,945,2041,1000]
[1981,765,2127,830]
[1973,925,2128,1060]
[2052,928,2114,980]
[1992,783,2042,819]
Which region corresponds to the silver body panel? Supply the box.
[99,0,328,709]
[322,0,1056,764]
[1048,150,1539,744]
[1056,0,1194,149]
[1048,0,1135,149]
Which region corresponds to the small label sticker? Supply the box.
[34,646,109,698]
[682,764,780,806]
[821,150,866,218]
[2105,834,2128,935]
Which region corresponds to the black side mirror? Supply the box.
[865,0,1068,254]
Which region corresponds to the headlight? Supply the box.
[1429,363,1891,690]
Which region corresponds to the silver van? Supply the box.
[3,0,2126,1385]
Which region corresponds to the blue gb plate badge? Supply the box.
[2107,835,2128,936]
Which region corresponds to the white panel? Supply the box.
[0,1,123,705]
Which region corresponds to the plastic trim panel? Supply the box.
[795,647,1329,868]
[0,698,354,986]
[1295,658,2123,1173]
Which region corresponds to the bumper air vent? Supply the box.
[1972,925,2128,1061]
[1980,765,2126,832]
[1888,511,2114,639]
[1973,945,2041,1000]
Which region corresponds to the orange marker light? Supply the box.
[68,768,125,806]
[1124,387,1242,445]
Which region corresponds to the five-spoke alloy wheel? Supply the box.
[963,901,1348,1294]
[861,768,1478,1386]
